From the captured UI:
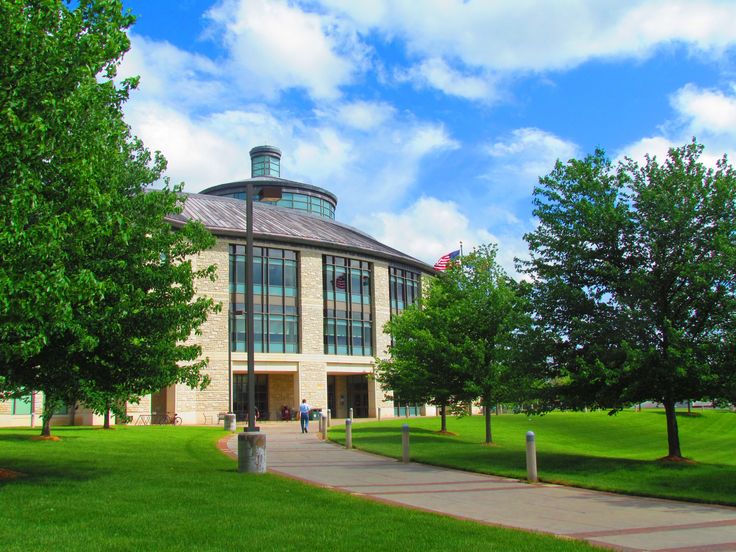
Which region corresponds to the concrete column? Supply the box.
[224,413,236,432]
[402,423,410,463]
[526,431,538,482]
[238,432,267,473]
[345,418,352,449]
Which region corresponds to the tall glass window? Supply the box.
[230,245,299,353]
[323,256,372,355]
[389,267,420,316]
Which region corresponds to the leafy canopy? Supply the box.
[0,0,218,433]
[523,140,736,458]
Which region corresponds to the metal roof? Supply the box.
[167,193,434,273]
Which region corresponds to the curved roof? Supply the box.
[167,193,434,273]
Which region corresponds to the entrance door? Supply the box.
[233,374,268,421]
[327,376,336,417]
[346,375,369,418]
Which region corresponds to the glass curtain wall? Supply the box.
[389,267,420,316]
[230,245,299,353]
[389,266,422,416]
[323,256,372,355]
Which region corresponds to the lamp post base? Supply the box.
[238,431,267,473]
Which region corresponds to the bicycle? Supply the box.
[152,413,182,425]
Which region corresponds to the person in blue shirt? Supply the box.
[299,399,311,433]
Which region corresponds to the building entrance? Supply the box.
[233,374,268,421]
[347,375,369,418]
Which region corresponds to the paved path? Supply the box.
[221,421,736,551]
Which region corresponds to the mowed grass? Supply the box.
[0,426,594,552]
[329,409,736,505]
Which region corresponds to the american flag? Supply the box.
[433,249,460,271]
[335,273,347,289]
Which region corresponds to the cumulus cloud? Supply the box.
[485,127,579,197]
[118,34,226,109]
[335,101,396,131]
[397,57,498,102]
[616,83,736,165]
[354,196,528,278]
[319,0,736,73]
[206,0,366,100]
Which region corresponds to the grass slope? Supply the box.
[329,410,736,505]
[0,426,593,552]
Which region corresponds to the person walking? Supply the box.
[299,399,311,433]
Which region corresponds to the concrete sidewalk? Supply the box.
[222,421,736,551]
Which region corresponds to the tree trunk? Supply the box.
[103,409,111,430]
[484,396,492,444]
[663,398,682,459]
[41,394,55,437]
[440,404,447,432]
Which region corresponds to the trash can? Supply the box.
[309,408,322,421]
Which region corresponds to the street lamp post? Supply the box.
[246,181,258,432]
[244,181,282,433]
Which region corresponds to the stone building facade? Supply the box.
[0,145,434,427]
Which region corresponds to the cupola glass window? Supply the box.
[323,255,372,355]
[251,155,280,177]
[230,245,299,353]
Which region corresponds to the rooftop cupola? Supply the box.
[250,145,282,178]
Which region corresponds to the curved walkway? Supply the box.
[221,422,736,551]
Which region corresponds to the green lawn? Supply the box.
[0,426,594,552]
[328,409,736,505]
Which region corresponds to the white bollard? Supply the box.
[321,414,327,440]
[349,407,354,420]
[327,408,331,427]
[224,413,237,432]
[526,431,538,482]
[318,413,324,434]
[402,424,410,463]
[345,418,353,449]
[238,431,267,473]
[377,408,381,421]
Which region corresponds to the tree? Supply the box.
[443,245,533,444]
[376,276,476,433]
[523,141,736,459]
[0,0,217,436]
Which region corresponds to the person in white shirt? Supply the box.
[299,399,311,433]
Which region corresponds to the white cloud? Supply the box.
[617,83,736,165]
[485,128,579,194]
[316,0,736,104]
[354,196,527,277]
[319,0,736,72]
[118,35,226,109]
[398,58,497,101]
[670,83,736,135]
[206,0,366,100]
[336,101,396,130]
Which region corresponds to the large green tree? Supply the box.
[523,141,736,459]
[376,275,476,432]
[0,0,217,435]
[442,245,533,444]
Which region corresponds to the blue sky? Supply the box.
[118,0,736,274]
